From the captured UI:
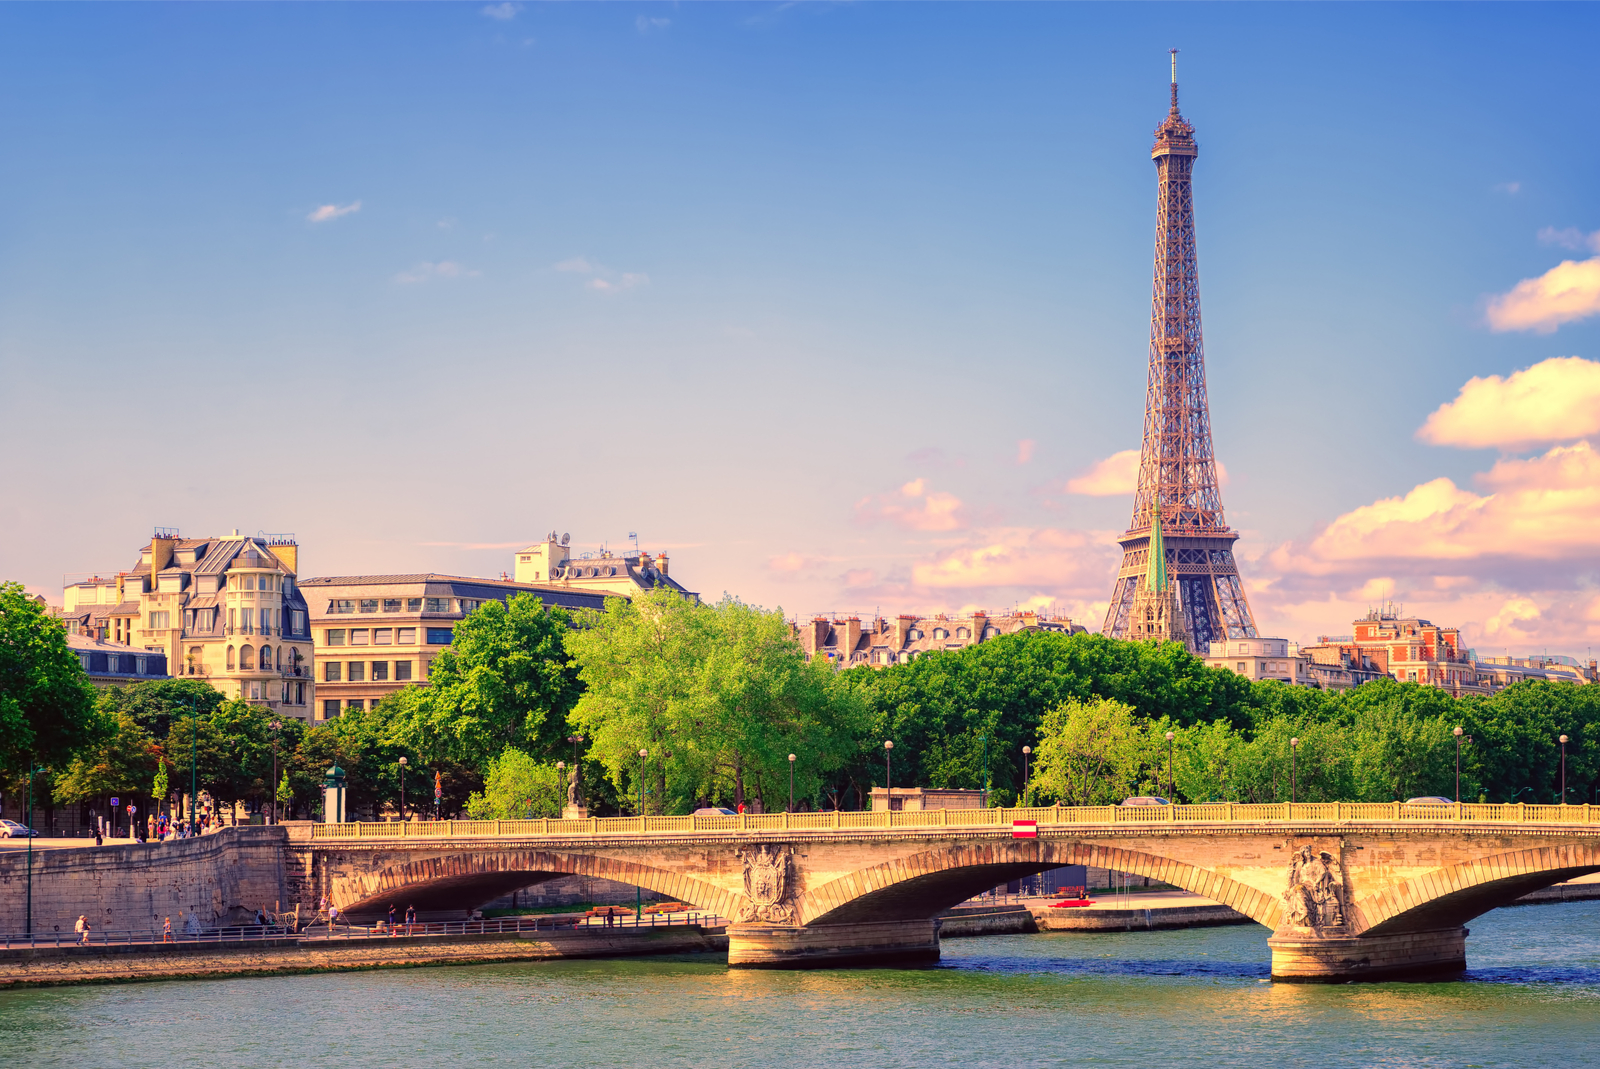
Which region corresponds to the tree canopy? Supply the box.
[0,580,104,778]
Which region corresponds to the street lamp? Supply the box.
[1165,731,1175,801]
[567,734,585,808]
[884,740,894,808]
[398,756,408,821]
[1289,737,1299,804]
[188,697,199,837]
[269,719,282,825]
[1560,735,1569,804]
[788,753,797,813]
[25,761,42,936]
[1021,746,1032,807]
[638,749,648,817]
[1453,726,1464,803]
[979,733,989,807]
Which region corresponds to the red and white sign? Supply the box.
[1011,819,1038,839]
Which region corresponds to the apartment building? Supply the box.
[1201,636,1383,691]
[59,530,314,718]
[797,610,1085,667]
[1302,609,1486,696]
[298,575,609,719]
[513,533,694,599]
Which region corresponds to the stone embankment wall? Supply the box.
[0,827,287,935]
[0,927,728,988]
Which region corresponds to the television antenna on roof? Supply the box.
[560,533,570,546]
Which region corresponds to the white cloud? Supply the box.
[394,261,479,284]
[481,3,520,20]
[1417,356,1600,450]
[855,478,968,532]
[636,15,670,33]
[555,257,648,294]
[555,257,594,274]
[1485,255,1600,333]
[307,201,361,223]
[1538,226,1600,253]
[1065,449,1139,495]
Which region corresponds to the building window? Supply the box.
[150,611,170,630]
[374,628,393,646]
[956,628,970,639]
[350,629,370,646]
[290,610,306,634]
[323,699,341,718]
[325,662,341,682]
[346,699,365,712]
[371,661,389,682]
[331,600,354,614]
[383,599,402,613]
[520,555,532,563]
[295,682,304,705]
[933,628,947,640]
[359,599,378,613]
[348,662,365,682]
[227,646,236,670]
[395,661,413,682]
[261,645,273,670]
[426,627,454,645]
[240,645,257,670]
[326,629,346,646]
[258,576,268,591]
[1237,662,1247,672]
[397,627,417,645]
[406,598,422,611]
[424,598,451,613]
[248,682,262,700]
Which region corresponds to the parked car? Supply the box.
[1119,796,1171,807]
[1403,796,1454,805]
[0,819,39,838]
[692,807,738,817]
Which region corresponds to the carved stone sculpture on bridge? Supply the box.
[1281,844,1349,935]
[735,844,797,924]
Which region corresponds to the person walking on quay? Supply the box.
[405,904,417,934]
[94,824,103,846]
[163,916,173,942]
[387,905,398,935]
[75,916,91,945]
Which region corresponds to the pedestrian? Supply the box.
[387,905,397,935]
[405,904,417,934]
[163,916,173,943]
[94,824,103,846]
[255,907,267,926]
[75,915,91,945]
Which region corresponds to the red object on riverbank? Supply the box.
[1049,900,1096,908]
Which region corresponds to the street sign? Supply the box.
[1012,819,1038,839]
[127,804,137,815]
[110,797,119,807]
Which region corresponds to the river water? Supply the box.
[3,901,1598,1068]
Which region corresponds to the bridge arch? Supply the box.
[799,840,1281,928]
[1356,842,1600,936]
[332,848,739,919]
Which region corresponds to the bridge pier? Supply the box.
[1268,927,1467,982]
[726,920,941,969]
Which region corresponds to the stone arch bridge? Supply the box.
[289,803,1600,981]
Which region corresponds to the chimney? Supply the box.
[805,617,830,656]
[655,552,669,576]
[894,614,916,649]
[150,533,176,585]
[271,542,299,576]
[841,616,863,658]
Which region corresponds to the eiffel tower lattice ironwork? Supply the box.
[1103,53,1258,651]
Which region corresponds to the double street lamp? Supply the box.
[1560,735,1569,803]
[1021,746,1032,807]
[788,753,797,813]
[638,749,649,817]
[883,740,894,807]
[1289,737,1299,804]
[398,756,408,821]
[1165,731,1175,800]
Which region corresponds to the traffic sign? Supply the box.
[1012,819,1038,839]
[110,797,119,807]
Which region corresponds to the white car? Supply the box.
[0,819,38,838]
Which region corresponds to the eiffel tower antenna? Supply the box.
[1102,54,1258,652]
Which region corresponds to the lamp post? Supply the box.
[398,756,408,821]
[1021,746,1032,807]
[788,753,797,813]
[979,733,989,807]
[1453,726,1464,803]
[884,740,894,808]
[1560,735,1569,804]
[25,761,41,936]
[268,719,282,825]
[638,749,648,816]
[1289,738,1299,804]
[188,697,199,836]
[1165,731,1175,801]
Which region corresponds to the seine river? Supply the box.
[4,901,1598,1068]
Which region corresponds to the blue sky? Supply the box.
[3,3,1599,653]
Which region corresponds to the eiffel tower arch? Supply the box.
[1103,54,1258,651]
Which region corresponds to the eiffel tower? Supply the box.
[1102,53,1258,652]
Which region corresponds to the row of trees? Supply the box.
[4,576,1597,822]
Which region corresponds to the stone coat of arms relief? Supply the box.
[1279,841,1351,937]
[735,843,798,924]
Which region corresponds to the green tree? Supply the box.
[160,699,274,815]
[52,712,164,817]
[1030,697,1147,805]
[391,594,581,771]
[96,678,229,740]
[0,580,104,777]
[465,749,565,819]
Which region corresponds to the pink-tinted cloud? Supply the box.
[1417,356,1600,450]
[855,478,968,532]
[1065,449,1140,495]
[1485,255,1600,333]
[1016,439,1035,465]
[1537,227,1600,253]
[767,552,810,572]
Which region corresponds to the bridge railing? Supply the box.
[308,801,1598,840]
